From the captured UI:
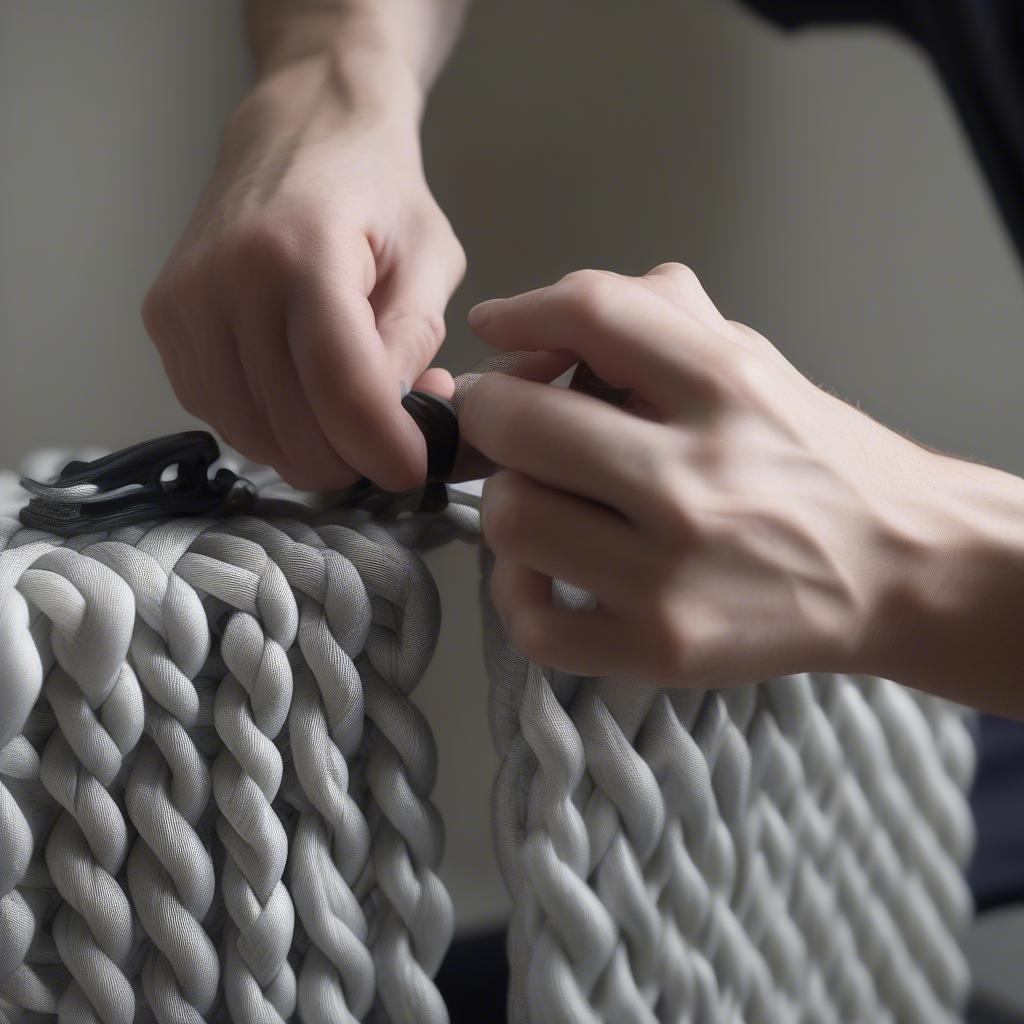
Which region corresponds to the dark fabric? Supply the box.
[436,928,508,1023]
[741,0,904,28]
[968,994,1024,1024]
[737,0,1024,267]
[969,714,1024,913]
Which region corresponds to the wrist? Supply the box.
[864,447,1024,712]
[254,38,425,123]
[248,2,429,122]
[247,2,466,109]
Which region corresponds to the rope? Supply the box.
[483,533,975,1023]
[0,451,975,1023]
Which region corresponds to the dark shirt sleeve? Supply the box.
[740,0,903,29]
[736,0,1024,272]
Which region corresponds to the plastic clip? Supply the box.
[18,431,255,536]
[333,390,458,519]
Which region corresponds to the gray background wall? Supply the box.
[2,0,1021,1004]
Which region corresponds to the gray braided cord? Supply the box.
[225,515,376,1024]
[11,540,145,1024]
[0,456,454,1023]
[316,522,453,1024]
[482,549,976,1024]
[88,523,220,1024]
[175,528,300,1023]
[1,449,978,1024]
[0,530,66,1017]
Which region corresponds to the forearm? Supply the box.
[246,0,470,104]
[873,450,1024,717]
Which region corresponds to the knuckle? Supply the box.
[451,235,468,278]
[565,266,610,299]
[380,309,446,354]
[429,212,467,277]
[447,240,468,288]
[558,268,617,311]
[560,267,610,287]
[233,218,300,272]
[654,261,700,289]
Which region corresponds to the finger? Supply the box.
[236,304,361,490]
[482,470,658,611]
[142,296,203,419]
[196,330,284,465]
[459,372,669,525]
[373,219,465,393]
[287,249,427,492]
[411,366,455,399]
[468,270,730,415]
[153,336,201,419]
[640,264,779,365]
[489,558,642,677]
[448,351,578,480]
[640,262,726,325]
[451,350,577,410]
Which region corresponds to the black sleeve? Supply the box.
[733,0,1024,271]
[738,0,905,30]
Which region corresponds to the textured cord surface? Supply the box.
[0,449,975,1024]
[481,545,976,1024]
[0,454,453,1024]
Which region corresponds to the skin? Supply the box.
[459,264,1024,717]
[146,3,1024,715]
[143,1,469,492]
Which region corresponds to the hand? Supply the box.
[143,55,465,491]
[459,263,953,689]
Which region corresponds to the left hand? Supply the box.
[459,263,946,687]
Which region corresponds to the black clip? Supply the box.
[401,390,459,483]
[330,390,458,519]
[18,390,459,536]
[19,431,255,536]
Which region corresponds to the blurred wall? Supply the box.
[2,0,1023,960]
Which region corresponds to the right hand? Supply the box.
[143,56,466,492]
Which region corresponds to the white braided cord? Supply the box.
[0,454,975,1023]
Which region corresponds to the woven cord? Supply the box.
[481,549,976,1024]
[0,449,976,1024]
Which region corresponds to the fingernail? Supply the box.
[468,299,498,328]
